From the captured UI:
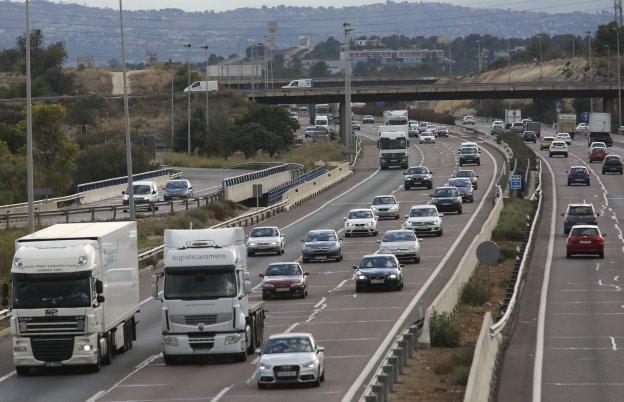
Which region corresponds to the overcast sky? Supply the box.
[25,0,608,12]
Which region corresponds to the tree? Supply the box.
[0,140,26,204]
[173,64,203,92]
[0,122,25,154]
[229,124,258,159]
[173,107,209,154]
[309,60,331,77]
[307,37,340,60]
[236,102,298,150]
[67,95,106,135]
[73,142,158,184]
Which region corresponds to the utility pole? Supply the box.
[615,0,623,132]
[572,35,575,58]
[119,0,135,220]
[539,39,543,81]
[251,43,257,100]
[183,43,192,155]
[476,40,482,74]
[587,31,593,113]
[200,45,210,132]
[507,39,511,89]
[605,44,611,77]
[343,22,354,154]
[25,0,34,233]
[448,40,453,81]
[264,35,269,90]
[170,59,174,147]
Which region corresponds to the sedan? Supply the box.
[247,226,285,256]
[404,205,443,236]
[420,132,436,144]
[256,333,325,389]
[556,132,572,145]
[404,166,433,190]
[458,148,480,166]
[260,262,309,300]
[377,230,421,263]
[567,166,590,186]
[435,126,449,137]
[344,209,378,237]
[522,131,537,143]
[163,179,193,201]
[566,225,604,259]
[362,115,375,124]
[448,178,474,203]
[549,141,568,158]
[454,170,478,189]
[370,195,400,219]
[602,155,623,174]
[354,254,403,292]
[301,230,343,263]
[431,186,462,214]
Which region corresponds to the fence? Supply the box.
[222,164,292,187]
[76,168,180,193]
[267,166,327,205]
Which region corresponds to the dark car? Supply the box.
[431,186,463,214]
[435,126,449,137]
[602,155,623,174]
[260,262,309,300]
[404,166,433,190]
[301,230,343,263]
[567,166,590,186]
[458,147,480,166]
[163,179,193,201]
[562,203,598,235]
[354,254,403,292]
[448,178,474,203]
[408,125,419,137]
[522,131,537,143]
[454,170,478,189]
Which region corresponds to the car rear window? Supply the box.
[569,168,587,174]
[571,227,599,236]
[434,188,458,197]
[568,206,594,216]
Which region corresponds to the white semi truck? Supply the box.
[3,222,140,375]
[378,130,409,169]
[152,227,265,364]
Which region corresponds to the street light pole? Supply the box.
[507,39,511,89]
[539,39,543,80]
[448,41,453,81]
[183,43,192,155]
[343,22,354,154]
[605,45,611,77]
[25,0,34,233]
[476,40,481,74]
[200,45,210,133]
[587,31,593,113]
[170,59,174,147]
[615,0,623,133]
[251,44,256,100]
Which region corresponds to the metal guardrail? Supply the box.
[76,168,181,192]
[0,193,85,213]
[267,166,327,205]
[223,164,292,187]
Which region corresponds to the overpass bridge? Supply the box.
[219,75,440,90]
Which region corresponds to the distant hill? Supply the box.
[0,1,614,65]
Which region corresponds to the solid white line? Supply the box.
[314,297,327,308]
[85,390,105,402]
[341,142,499,402]
[211,384,235,402]
[93,353,161,401]
[0,370,16,384]
[533,154,557,402]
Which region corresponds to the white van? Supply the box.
[183,80,218,92]
[123,180,159,205]
[282,79,313,89]
[315,115,329,129]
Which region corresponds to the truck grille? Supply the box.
[188,333,215,350]
[31,336,74,362]
[18,316,84,335]
[169,313,233,326]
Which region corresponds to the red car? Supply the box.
[566,225,604,258]
[260,262,309,300]
[589,146,608,162]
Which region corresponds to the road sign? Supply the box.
[510,175,522,190]
[581,112,590,122]
[555,100,562,113]
[476,240,500,265]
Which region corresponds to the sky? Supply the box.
[24,0,611,12]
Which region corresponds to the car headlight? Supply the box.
[259,363,272,370]
[301,360,316,368]
[390,205,398,210]
[291,282,302,288]
[357,275,367,280]
[77,344,93,352]
[225,334,242,345]
[13,257,23,268]
[433,220,440,225]
[263,283,274,288]
[163,336,179,347]
[270,241,278,246]
[248,242,257,247]
[388,274,398,279]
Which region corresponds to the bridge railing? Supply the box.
[267,166,327,205]
[76,168,180,192]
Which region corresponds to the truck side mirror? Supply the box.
[255,347,262,355]
[243,280,252,295]
[96,295,105,303]
[122,190,126,195]
[95,279,104,294]
[151,281,159,300]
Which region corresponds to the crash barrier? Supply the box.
[418,186,503,345]
[363,322,423,402]
[283,163,352,208]
[0,193,84,215]
[267,166,327,205]
[463,313,502,402]
[0,191,223,229]
[223,164,294,203]
[77,168,181,193]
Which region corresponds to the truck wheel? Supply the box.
[234,351,247,362]
[15,366,31,376]
[164,355,178,365]
[124,319,134,352]
[100,333,112,365]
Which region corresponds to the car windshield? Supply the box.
[571,227,599,236]
[455,171,474,178]
[568,206,594,216]
[373,197,395,205]
[407,167,428,175]
[524,131,535,136]
[166,181,188,189]
[250,227,279,237]
[266,264,301,276]
[359,256,397,268]
[382,231,417,242]
[570,168,587,175]
[434,189,457,197]
[461,148,478,155]
[348,210,374,219]
[552,142,565,146]
[164,267,236,300]
[12,273,91,309]
[449,179,471,188]
[264,336,313,354]
[543,137,554,141]
[592,143,606,149]
[379,137,407,150]
[133,184,151,195]
[557,133,570,137]
[306,232,337,242]
[410,208,438,217]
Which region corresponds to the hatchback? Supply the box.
[567,166,590,186]
[602,155,623,174]
[566,225,604,258]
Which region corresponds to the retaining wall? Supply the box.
[283,163,352,208]
[463,312,502,402]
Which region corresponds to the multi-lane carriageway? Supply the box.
[0,122,504,402]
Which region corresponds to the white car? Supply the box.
[420,131,436,144]
[377,229,421,263]
[122,180,159,205]
[256,332,325,389]
[576,123,589,132]
[370,195,400,219]
[246,226,285,256]
[344,208,378,237]
[404,205,443,237]
[491,120,504,128]
[549,141,569,158]
[556,132,572,145]
[463,115,476,125]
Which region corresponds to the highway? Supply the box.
[0,122,503,401]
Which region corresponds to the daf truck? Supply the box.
[152,227,265,364]
[378,130,409,169]
[4,222,140,375]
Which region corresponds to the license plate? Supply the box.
[370,279,385,284]
[276,371,297,377]
[441,202,451,206]
[579,240,592,244]
[193,349,213,355]
[277,288,290,292]
[390,159,397,162]
[44,362,62,367]
[315,256,326,260]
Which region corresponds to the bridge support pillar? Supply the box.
[339,101,347,146]
[603,98,615,115]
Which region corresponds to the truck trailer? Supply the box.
[5,222,140,375]
[383,110,408,126]
[152,227,264,364]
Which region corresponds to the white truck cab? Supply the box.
[123,180,159,205]
[378,131,409,169]
[315,115,329,130]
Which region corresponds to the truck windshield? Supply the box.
[12,273,91,309]
[379,137,407,150]
[387,118,407,125]
[164,267,237,300]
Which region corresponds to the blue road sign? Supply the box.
[581,112,590,122]
[510,175,522,190]
[555,100,562,110]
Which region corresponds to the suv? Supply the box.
[404,205,443,236]
[246,226,285,256]
[567,166,590,186]
[566,225,604,259]
[370,195,400,219]
[589,142,608,162]
[404,166,433,190]
[522,131,537,143]
[454,170,478,189]
[302,230,343,262]
[459,147,480,166]
[512,121,525,134]
[344,209,378,237]
[562,203,598,234]
[354,254,404,292]
[431,186,463,214]
[549,141,568,158]
[602,155,623,174]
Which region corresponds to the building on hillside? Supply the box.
[76,56,94,68]
[355,38,382,48]
[340,49,444,66]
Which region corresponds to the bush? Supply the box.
[452,367,470,386]
[430,311,461,348]
[452,348,474,366]
[492,198,533,242]
[460,274,489,306]
[499,242,518,261]
[432,358,455,375]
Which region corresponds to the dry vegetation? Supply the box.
[72,68,113,94]
[129,68,171,93]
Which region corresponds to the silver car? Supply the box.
[163,179,193,200]
[377,229,421,263]
[246,226,285,256]
[448,178,474,203]
[454,170,478,189]
[256,333,325,389]
[370,195,400,219]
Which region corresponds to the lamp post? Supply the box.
[587,31,594,113]
[476,40,482,74]
[507,39,511,88]
[605,44,611,77]
[183,43,192,154]
[170,59,174,147]
[118,0,135,220]
[539,38,543,80]
[448,40,453,81]
[615,2,623,134]
[200,45,210,132]
[25,0,34,232]
[343,22,354,154]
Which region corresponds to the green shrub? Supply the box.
[499,243,518,261]
[492,198,533,242]
[433,358,455,375]
[499,132,536,175]
[460,274,489,306]
[430,311,461,348]
[452,367,470,385]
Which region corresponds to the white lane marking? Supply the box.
[140,290,163,306]
[596,262,601,271]
[342,139,499,402]
[316,337,379,342]
[85,390,105,402]
[543,382,624,386]
[92,353,161,401]
[211,384,235,402]
[328,279,348,293]
[610,336,618,351]
[324,355,369,359]
[314,297,327,308]
[0,370,16,384]
[533,154,558,402]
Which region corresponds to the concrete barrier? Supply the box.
[224,170,292,202]
[463,312,502,402]
[0,193,84,215]
[80,175,172,205]
[283,163,352,208]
